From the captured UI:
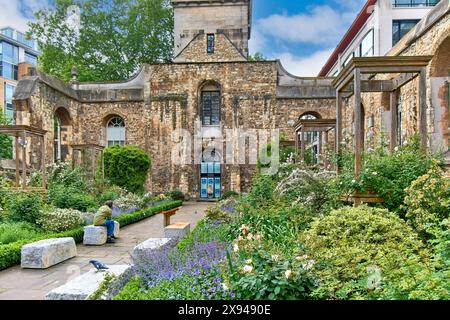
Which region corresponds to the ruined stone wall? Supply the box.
[175,33,246,63]
[144,61,278,197]
[275,98,336,140]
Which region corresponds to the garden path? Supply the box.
[0,201,211,300]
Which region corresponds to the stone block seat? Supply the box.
[45,265,131,300]
[83,222,120,246]
[164,222,190,239]
[21,238,77,269]
[132,238,172,256]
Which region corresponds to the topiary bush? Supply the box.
[104,145,151,194]
[7,193,44,224]
[37,208,85,233]
[303,206,432,300]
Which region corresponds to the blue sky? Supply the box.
[0,0,367,76]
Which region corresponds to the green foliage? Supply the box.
[7,193,44,224]
[104,145,151,194]
[247,175,276,207]
[337,136,435,213]
[48,185,98,212]
[177,220,231,253]
[165,190,185,201]
[115,200,182,227]
[115,275,225,300]
[229,246,316,300]
[47,162,89,191]
[219,191,239,201]
[248,52,266,61]
[0,113,12,159]
[404,160,450,239]
[88,272,116,300]
[37,208,84,233]
[303,206,431,299]
[29,0,174,82]
[0,222,45,245]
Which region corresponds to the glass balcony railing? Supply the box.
[392,0,440,7]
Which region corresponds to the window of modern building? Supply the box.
[1,28,14,38]
[207,34,215,54]
[16,32,36,49]
[392,0,440,8]
[4,83,15,123]
[359,29,374,57]
[106,116,126,147]
[392,20,420,45]
[0,42,19,80]
[342,53,354,68]
[25,53,38,66]
[201,85,220,126]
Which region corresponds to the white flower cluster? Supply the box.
[37,208,84,233]
[114,192,144,211]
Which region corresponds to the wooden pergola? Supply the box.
[332,56,433,177]
[0,125,47,191]
[71,144,105,179]
[294,118,336,167]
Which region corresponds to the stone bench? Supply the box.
[45,265,131,300]
[132,238,172,256]
[83,222,120,246]
[21,238,77,269]
[164,222,190,239]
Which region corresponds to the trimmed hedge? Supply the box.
[0,200,182,271]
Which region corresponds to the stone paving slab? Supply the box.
[0,202,210,300]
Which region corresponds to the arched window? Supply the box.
[107,116,125,147]
[54,107,72,162]
[54,117,62,162]
[300,113,320,164]
[201,83,221,126]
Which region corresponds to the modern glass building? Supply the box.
[0,27,40,124]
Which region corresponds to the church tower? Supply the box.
[172,0,252,62]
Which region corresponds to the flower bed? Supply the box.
[0,200,182,271]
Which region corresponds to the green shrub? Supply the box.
[98,185,127,204]
[0,222,45,245]
[47,162,89,190]
[404,160,450,239]
[247,175,276,207]
[166,190,185,201]
[104,145,151,194]
[37,208,85,233]
[114,192,145,211]
[0,113,12,159]
[7,193,43,224]
[48,186,97,212]
[303,206,431,300]
[229,245,317,300]
[177,219,231,252]
[219,191,239,201]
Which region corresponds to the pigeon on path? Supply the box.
[89,260,109,272]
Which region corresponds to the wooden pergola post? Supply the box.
[390,90,398,152]
[0,125,48,192]
[354,68,362,177]
[419,67,428,151]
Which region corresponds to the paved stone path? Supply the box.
[0,202,211,300]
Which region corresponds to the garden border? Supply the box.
[0,200,183,271]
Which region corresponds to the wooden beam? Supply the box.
[392,73,417,90]
[41,135,46,190]
[354,69,362,178]
[21,131,26,189]
[300,129,305,162]
[390,90,398,152]
[419,67,427,151]
[15,134,20,188]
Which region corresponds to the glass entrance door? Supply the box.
[200,162,221,199]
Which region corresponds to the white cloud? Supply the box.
[276,49,335,77]
[0,0,51,33]
[257,5,356,46]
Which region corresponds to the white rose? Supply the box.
[233,244,239,252]
[285,270,292,279]
[243,265,253,273]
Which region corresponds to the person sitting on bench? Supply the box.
[93,200,116,244]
